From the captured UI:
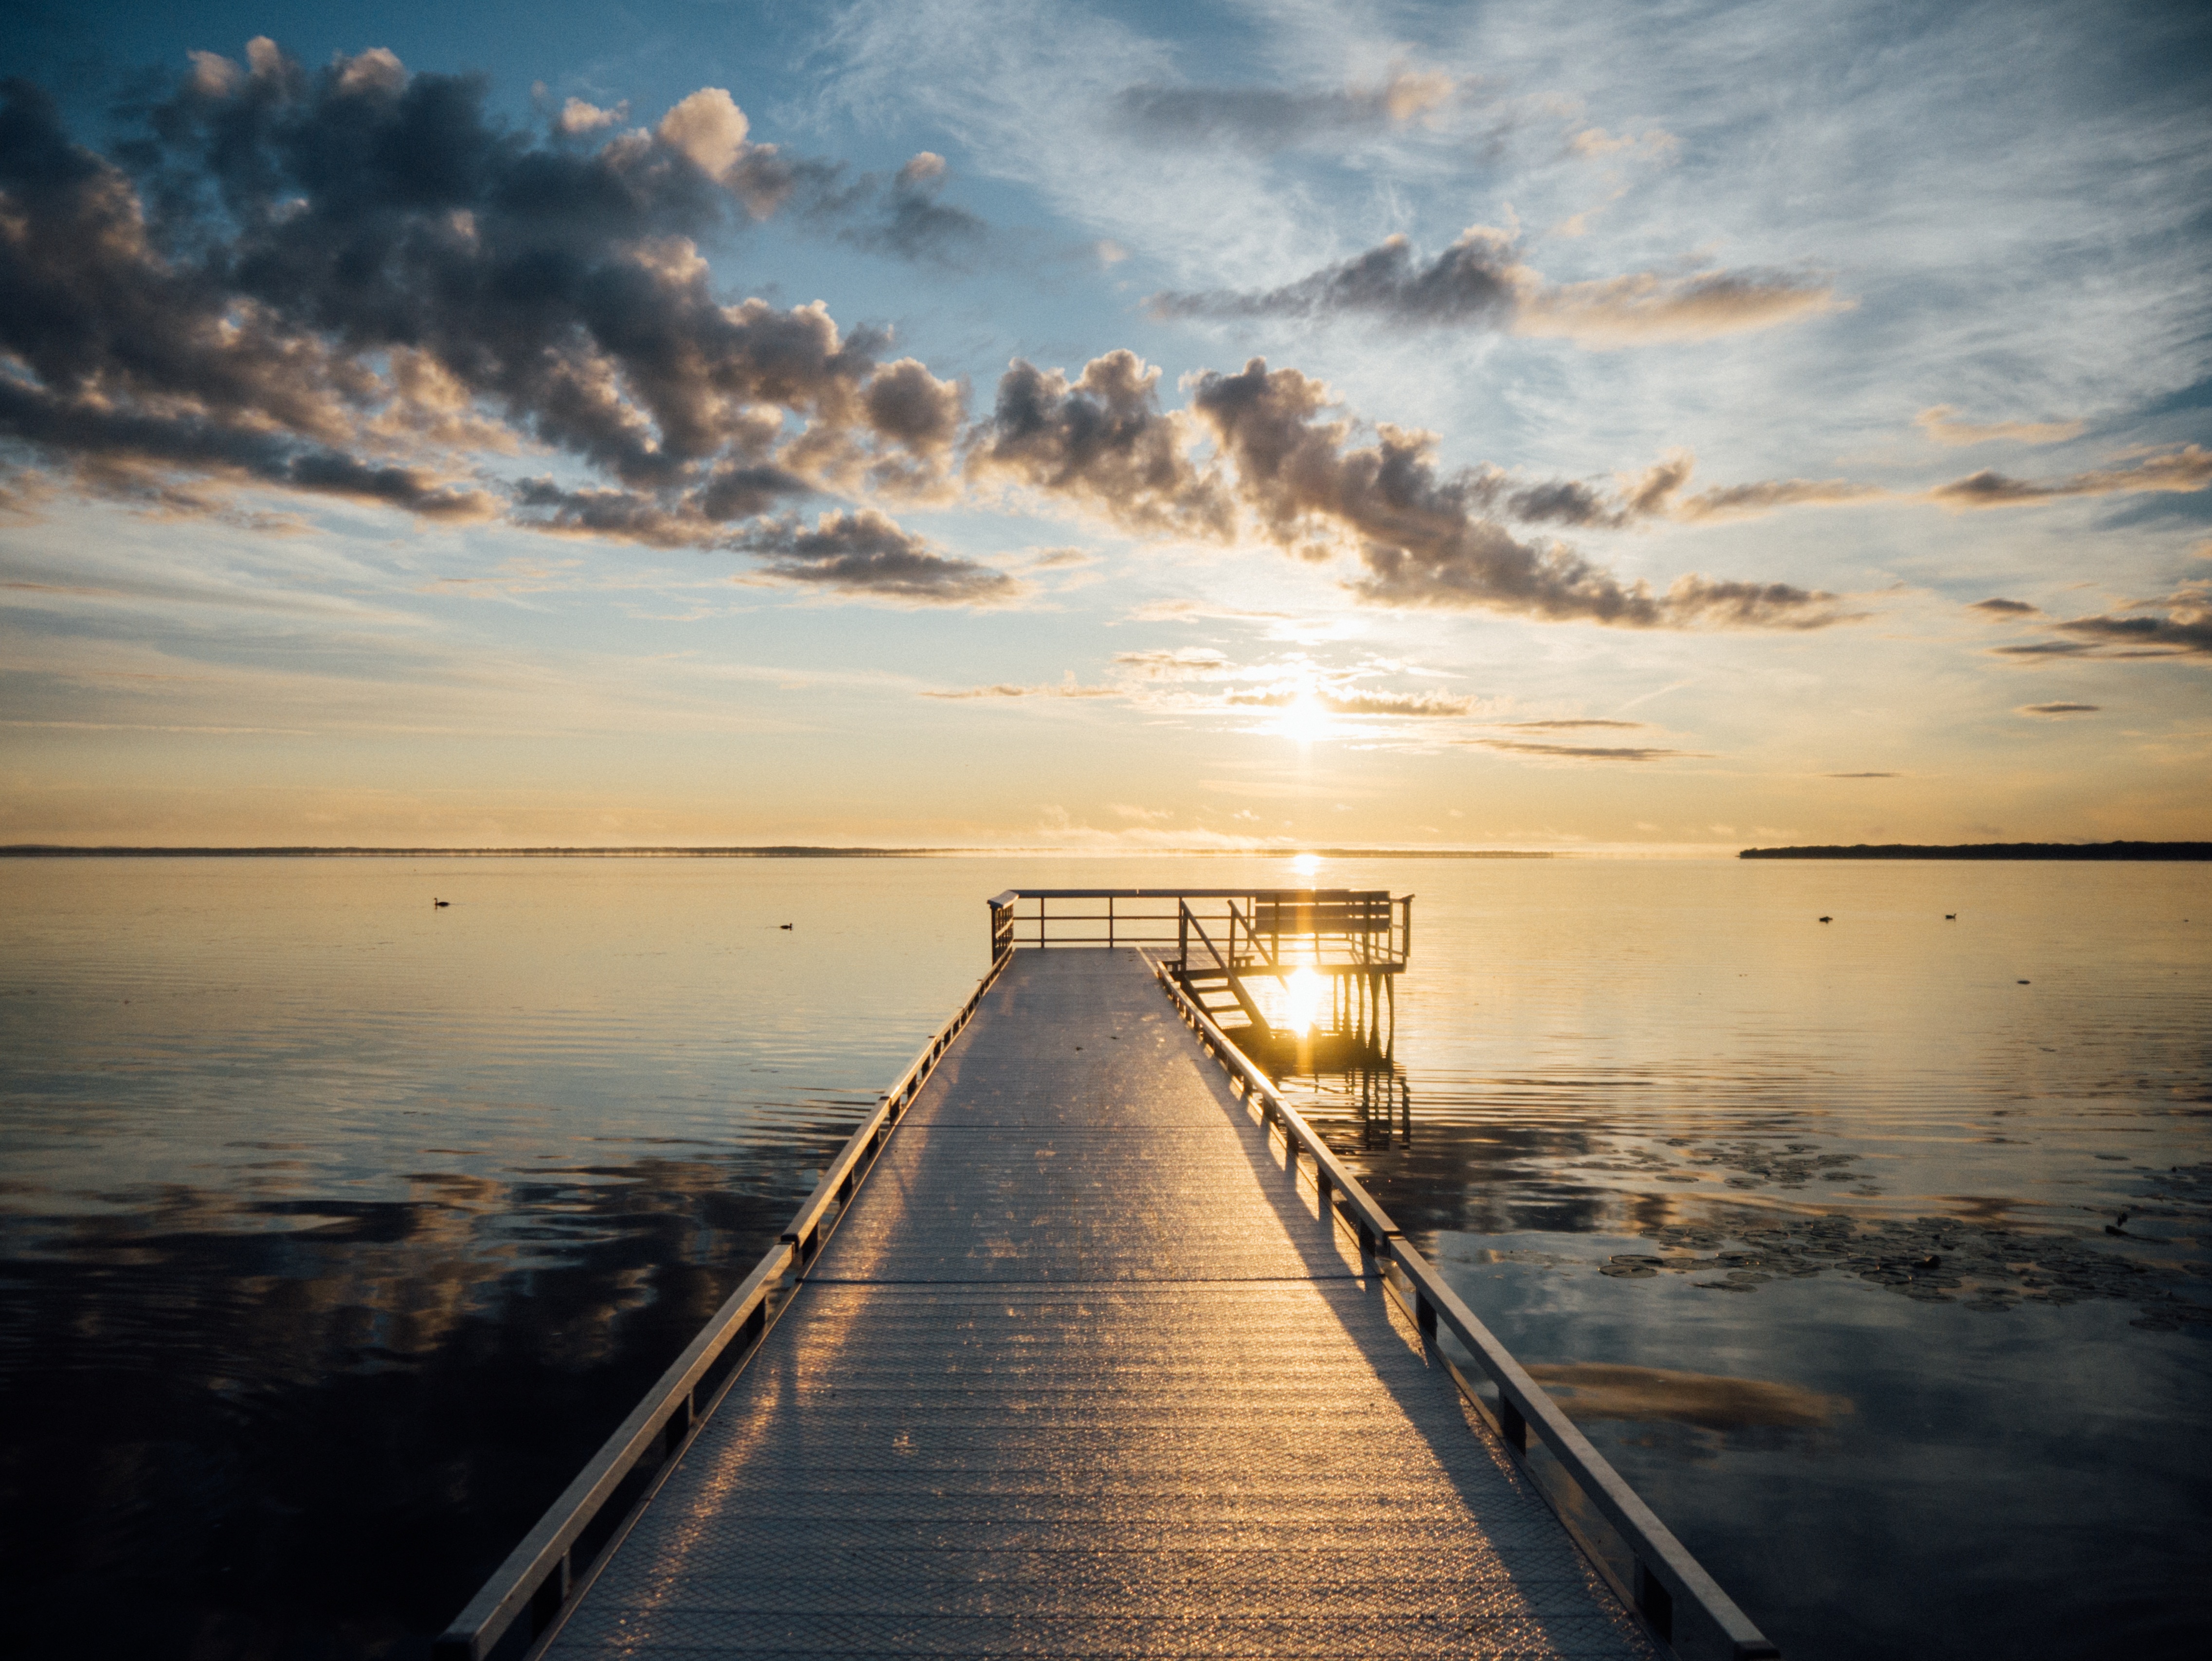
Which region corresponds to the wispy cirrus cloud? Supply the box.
[1467,738,1705,762]
[1111,66,1461,151]
[1916,406,2085,447]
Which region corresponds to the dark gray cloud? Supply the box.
[1461,451,1879,531]
[2017,703,2101,716]
[1152,227,1835,344]
[737,509,1020,605]
[1183,359,1849,628]
[1155,231,1516,327]
[1110,648,1229,679]
[841,152,987,264]
[969,351,1231,538]
[0,48,979,563]
[1970,597,2042,617]
[1111,69,1457,151]
[2048,607,2212,659]
[1988,593,2212,661]
[1471,739,1703,762]
[0,377,497,519]
[1496,719,1647,730]
[1828,771,1898,778]
[1931,447,2212,507]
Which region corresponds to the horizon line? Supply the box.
[0,843,1569,859]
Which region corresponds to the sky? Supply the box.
[1,0,2208,851]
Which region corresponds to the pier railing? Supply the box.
[431,948,1013,1661]
[1148,955,1780,1661]
[986,886,1411,972]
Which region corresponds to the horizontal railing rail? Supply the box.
[1145,954,1779,1661]
[433,948,1012,1661]
[985,888,1412,969]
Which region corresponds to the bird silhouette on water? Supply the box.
[779,923,792,930]
[1818,915,1832,923]
[433,899,450,908]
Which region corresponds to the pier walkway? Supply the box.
[440,901,1777,1661]
[546,950,1649,1660]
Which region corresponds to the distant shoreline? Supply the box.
[1739,841,2211,861]
[0,844,1559,860]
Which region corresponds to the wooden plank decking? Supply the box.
[535,949,1655,1660]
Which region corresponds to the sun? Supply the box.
[1279,687,1330,744]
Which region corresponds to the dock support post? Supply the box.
[1634,1562,1675,1643]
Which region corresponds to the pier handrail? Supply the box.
[983,888,1413,969]
[1225,899,1280,969]
[432,948,1012,1661]
[1147,955,1780,1661]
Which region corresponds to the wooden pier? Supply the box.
[438,892,1777,1661]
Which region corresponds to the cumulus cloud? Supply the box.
[737,509,1021,605]
[1151,225,1838,346]
[969,350,1232,538]
[1931,447,2212,508]
[1183,359,1851,627]
[1112,67,1457,150]
[557,96,628,135]
[1916,406,2085,447]
[0,53,999,582]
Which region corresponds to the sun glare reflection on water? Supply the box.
[1284,966,1325,1033]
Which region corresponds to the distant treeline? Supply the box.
[1740,842,2212,861]
[0,844,1556,860]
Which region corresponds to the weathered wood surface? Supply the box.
[542,949,1652,1660]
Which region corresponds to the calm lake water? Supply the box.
[1,855,2206,1659]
